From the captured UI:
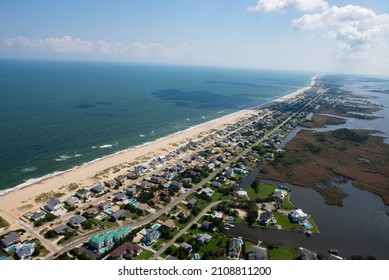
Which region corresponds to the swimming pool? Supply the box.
[6,245,17,252]
[99,247,108,254]
[225,216,234,221]
[152,223,161,230]
[106,209,114,214]
[99,214,107,220]
[194,253,200,260]
[127,199,133,204]
[164,183,170,189]
[0,257,6,260]
[236,239,244,245]
[133,202,140,207]
[304,222,313,229]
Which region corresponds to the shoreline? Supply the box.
[0,76,317,220]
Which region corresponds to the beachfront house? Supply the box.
[75,188,91,199]
[228,238,242,259]
[110,209,126,222]
[104,179,117,188]
[16,243,35,260]
[109,242,142,260]
[248,246,267,260]
[67,215,86,228]
[90,184,105,194]
[141,228,161,246]
[289,209,309,223]
[89,226,132,252]
[1,232,20,248]
[115,175,127,183]
[44,197,62,212]
[196,233,212,245]
[65,196,79,206]
[30,211,45,222]
[99,201,114,211]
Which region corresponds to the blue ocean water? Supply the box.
[0,60,312,192]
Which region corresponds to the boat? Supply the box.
[328,249,339,255]
[305,230,312,236]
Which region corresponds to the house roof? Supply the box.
[30,211,45,221]
[90,184,105,193]
[248,246,267,260]
[16,243,35,259]
[162,219,175,228]
[76,188,89,195]
[66,196,79,205]
[188,198,197,205]
[114,193,127,201]
[201,187,214,196]
[170,181,183,188]
[45,197,61,211]
[110,242,141,259]
[111,209,126,220]
[1,232,20,247]
[53,224,68,235]
[67,215,86,226]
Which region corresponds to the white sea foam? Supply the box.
[139,134,145,138]
[55,154,82,161]
[201,116,206,119]
[0,78,316,197]
[21,167,37,173]
[99,144,112,149]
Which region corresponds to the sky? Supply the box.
[0,0,389,75]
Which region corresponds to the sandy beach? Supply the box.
[0,79,315,230]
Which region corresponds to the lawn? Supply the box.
[273,212,302,231]
[247,182,275,201]
[306,217,320,234]
[279,194,294,210]
[90,218,119,230]
[269,246,300,260]
[133,249,153,260]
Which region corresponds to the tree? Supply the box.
[247,208,258,225]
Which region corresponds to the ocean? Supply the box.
[0,59,312,193]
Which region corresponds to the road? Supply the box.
[151,200,222,260]
[46,86,325,259]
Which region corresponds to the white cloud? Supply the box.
[293,5,389,55]
[131,42,193,59]
[248,0,328,12]
[97,40,128,54]
[2,36,193,61]
[4,35,94,53]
